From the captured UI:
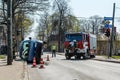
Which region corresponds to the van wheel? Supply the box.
[66,56,71,60]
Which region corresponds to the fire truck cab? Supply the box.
[64,32,96,59]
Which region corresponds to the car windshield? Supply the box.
[65,33,82,41]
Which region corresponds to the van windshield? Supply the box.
[23,42,30,51]
[65,33,82,41]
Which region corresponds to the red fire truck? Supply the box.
[64,32,97,59]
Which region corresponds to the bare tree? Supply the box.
[0,0,49,26]
[80,19,91,32]
[37,11,49,40]
[80,15,103,34]
[52,0,71,51]
[89,15,103,34]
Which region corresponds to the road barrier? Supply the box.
[31,57,37,68]
[39,58,45,69]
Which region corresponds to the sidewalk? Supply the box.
[0,56,28,80]
[93,56,120,63]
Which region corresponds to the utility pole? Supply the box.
[7,0,13,65]
[109,3,115,57]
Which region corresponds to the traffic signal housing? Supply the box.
[105,28,110,37]
[4,0,7,2]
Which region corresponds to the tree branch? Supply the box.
[0,8,7,11]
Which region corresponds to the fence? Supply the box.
[97,40,120,55]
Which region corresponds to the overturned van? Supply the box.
[19,39,43,64]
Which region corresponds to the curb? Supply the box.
[92,58,120,63]
[23,61,29,80]
[54,52,120,63]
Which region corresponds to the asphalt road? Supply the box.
[27,52,120,80]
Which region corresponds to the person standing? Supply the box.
[51,44,57,57]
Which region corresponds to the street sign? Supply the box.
[105,24,112,28]
[104,17,113,20]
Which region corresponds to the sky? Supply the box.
[25,15,39,40]
[69,0,120,32]
[69,0,120,17]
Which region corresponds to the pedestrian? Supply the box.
[51,44,57,57]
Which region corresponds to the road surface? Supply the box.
[27,52,120,80]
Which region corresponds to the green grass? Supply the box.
[112,56,120,59]
[0,55,6,59]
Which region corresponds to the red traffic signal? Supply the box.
[105,28,110,37]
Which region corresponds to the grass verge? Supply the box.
[112,56,120,59]
[0,55,6,59]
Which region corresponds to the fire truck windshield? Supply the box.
[65,33,82,41]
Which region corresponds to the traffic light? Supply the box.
[4,0,7,2]
[105,28,110,37]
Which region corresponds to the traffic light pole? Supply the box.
[7,0,13,65]
[109,3,115,57]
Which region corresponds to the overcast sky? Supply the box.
[69,0,120,32]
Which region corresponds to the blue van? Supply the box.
[19,39,43,63]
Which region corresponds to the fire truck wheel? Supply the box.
[90,55,95,58]
[66,56,71,60]
[83,55,87,60]
[75,56,80,60]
